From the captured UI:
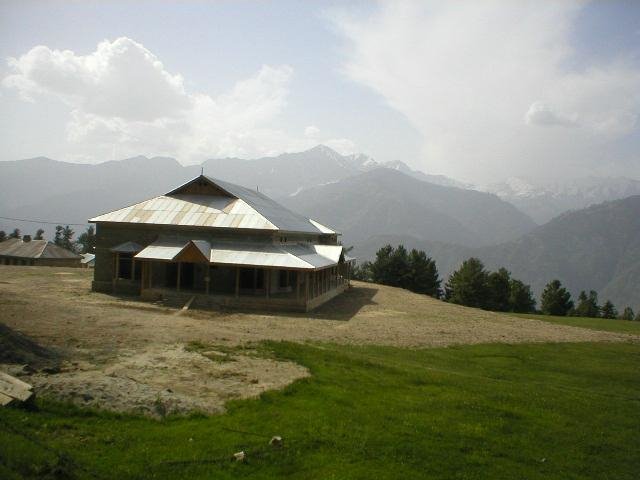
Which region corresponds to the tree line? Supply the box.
[355,244,639,321]
[0,226,96,254]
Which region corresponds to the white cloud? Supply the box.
[304,125,320,137]
[4,38,189,121]
[331,1,640,182]
[525,102,578,127]
[3,37,355,163]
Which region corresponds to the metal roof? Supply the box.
[309,219,336,235]
[111,241,143,253]
[135,239,188,261]
[133,238,344,270]
[211,176,329,234]
[90,175,337,235]
[0,238,81,259]
[81,253,95,264]
[190,240,211,260]
[0,238,47,258]
[90,194,276,231]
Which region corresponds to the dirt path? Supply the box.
[0,266,635,415]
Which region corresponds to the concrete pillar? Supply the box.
[113,252,119,290]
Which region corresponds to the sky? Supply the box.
[1,0,639,184]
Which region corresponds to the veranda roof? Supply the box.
[133,238,344,271]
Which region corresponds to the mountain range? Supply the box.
[1,145,639,310]
[483,176,640,224]
[350,196,640,311]
[280,168,535,247]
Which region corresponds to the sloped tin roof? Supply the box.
[0,238,80,259]
[134,238,343,271]
[90,175,336,235]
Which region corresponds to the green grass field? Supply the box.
[1,341,638,480]
[511,313,640,334]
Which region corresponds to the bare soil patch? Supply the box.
[0,266,635,415]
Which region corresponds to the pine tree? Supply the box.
[445,258,489,308]
[61,226,75,251]
[407,249,441,298]
[9,228,21,239]
[486,268,511,311]
[508,278,536,313]
[573,290,600,317]
[76,226,96,254]
[540,279,573,316]
[54,225,64,246]
[0,231,6,242]
[34,228,45,240]
[620,307,635,321]
[389,245,411,289]
[600,300,618,319]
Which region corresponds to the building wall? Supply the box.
[0,256,81,267]
[93,223,336,291]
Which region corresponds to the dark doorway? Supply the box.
[181,263,195,289]
[166,263,178,287]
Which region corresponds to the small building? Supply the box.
[80,253,95,268]
[89,175,354,311]
[0,238,82,267]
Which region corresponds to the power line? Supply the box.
[0,215,90,226]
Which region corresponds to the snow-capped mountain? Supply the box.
[483,176,640,223]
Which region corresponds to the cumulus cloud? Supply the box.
[3,37,354,162]
[331,0,640,182]
[4,38,189,121]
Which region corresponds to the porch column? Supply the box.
[296,271,300,300]
[113,252,120,290]
[235,267,240,298]
[131,259,136,281]
[305,272,309,302]
[140,261,146,291]
[265,269,270,299]
[205,266,210,295]
[177,262,181,292]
